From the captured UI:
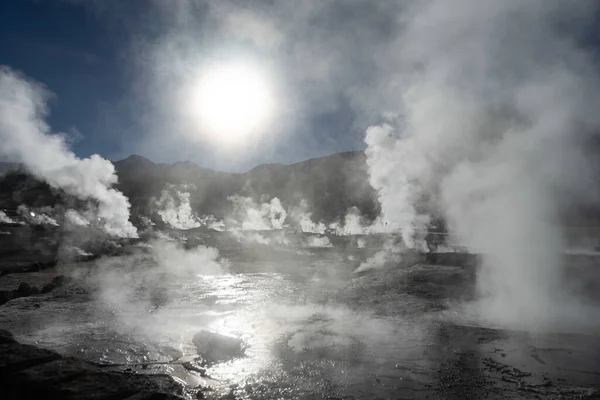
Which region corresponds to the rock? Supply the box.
[13,357,97,386]
[192,330,245,364]
[40,283,54,294]
[17,282,39,296]
[125,392,184,400]
[0,329,15,344]
[425,252,479,267]
[51,275,67,287]
[17,282,31,295]
[51,371,137,399]
[117,372,184,398]
[182,360,207,376]
[0,343,61,375]
[0,290,13,305]
[39,275,68,295]
[0,336,184,399]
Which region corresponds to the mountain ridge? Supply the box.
[113,150,366,175]
[0,151,380,227]
[2,150,600,230]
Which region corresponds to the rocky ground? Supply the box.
[422,321,600,399]
[0,328,184,400]
[0,254,190,400]
[1,235,600,399]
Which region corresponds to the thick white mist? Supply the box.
[0,67,137,237]
[366,124,430,251]
[227,195,287,230]
[152,184,202,230]
[0,210,16,224]
[365,1,600,330]
[288,200,327,234]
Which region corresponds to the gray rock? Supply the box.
[13,357,97,386]
[0,290,13,305]
[125,392,185,400]
[0,343,61,375]
[17,281,39,296]
[0,336,185,399]
[182,359,206,376]
[0,329,15,344]
[52,371,137,399]
[40,283,54,294]
[192,330,245,364]
[51,275,67,287]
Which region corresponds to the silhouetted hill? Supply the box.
[0,162,22,177]
[2,151,600,230]
[4,148,600,231]
[0,152,379,227]
[0,172,54,210]
[112,151,379,224]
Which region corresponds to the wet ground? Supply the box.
[0,238,599,399]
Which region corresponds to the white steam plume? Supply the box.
[64,209,91,227]
[237,231,291,247]
[354,239,403,274]
[288,200,326,234]
[0,67,137,238]
[305,235,333,248]
[365,126,430,251]
[86,240,230,337]
[152,184,201,230]
[198,214,226,231]
[0,210,16,224]
[227,195,287,230]
[366,1,600,329]
[328,206,396,236]
[17,205,59,227]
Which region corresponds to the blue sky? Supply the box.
[0,1,380,172]
[0,2,130,160]
[3,1,600,172]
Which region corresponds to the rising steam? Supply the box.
[227,194,287,230]
[153,184,202,230]
[0,67,137,237]
[365,0,600,329]
[0,210,16,224]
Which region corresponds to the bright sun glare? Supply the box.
[190,63,274,144]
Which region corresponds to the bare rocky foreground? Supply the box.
[0,261,186,400]
[1,237,600,399]
[0,329,183,400]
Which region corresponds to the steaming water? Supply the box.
[1,243,600,399]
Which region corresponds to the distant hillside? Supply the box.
[0,151,380,227]
[1,151,600,229]
[0,162,21,177]
[113,151,379,224]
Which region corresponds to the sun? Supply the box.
[188,62,274,144]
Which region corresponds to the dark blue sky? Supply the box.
[0,1,130,160]
[0,1,371,171]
